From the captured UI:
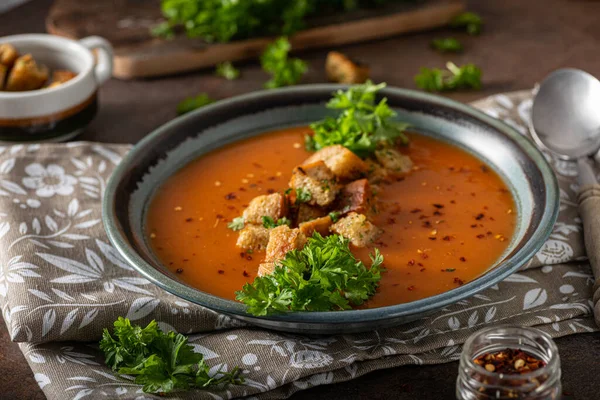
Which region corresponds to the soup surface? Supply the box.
[147,127,516,307]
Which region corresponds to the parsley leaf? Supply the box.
[431,38,463,53]
[414,62,482,92]
[216,61,240,80]
[227,217,245,231]
[261,37,307,89]
[328,211,341,223]
[236,232,384,315]
[450,12,483,35]
[100,317,243,394]
[262,216,292,229]
[176,93,215,115]
[307,81,410,158]
[295,188,312,203]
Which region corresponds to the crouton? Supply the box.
[0,65,6,91]
[374,148,413,174]
[304,145,367,181]
[299,216,333,237]
[5,54,48,91]
[265,225,307,263]
[0,44,18,68]
[52,70,77,84]
[325,51,370,84]
[330,212,382,247]
[365,158,389,183]
[296,203,326,224]
[258,262,275,277]
[236,224,270,251]
[290,160,339,207]
[335,179,373,215]
[242,193,288,224]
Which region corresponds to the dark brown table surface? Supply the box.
[2,1,600,399]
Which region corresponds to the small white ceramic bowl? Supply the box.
[0,34,113,142]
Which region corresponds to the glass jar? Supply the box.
[456,325,562,400]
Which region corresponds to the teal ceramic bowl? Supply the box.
[103,85,559,334]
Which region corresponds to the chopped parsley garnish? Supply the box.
[431,38,463,53]
[262,216,291,229]
[215,61,240,80]
[227,217,245,231]
[261,37,307,89]
[328,211,341,223]
[100,317,243,394]
[414,62,482,92]
[284,188,292,195]
[236,233,384,315]
[306,81,410,158]
[450,12,483,35]
[295,187,312,203]
[176,93,215,115]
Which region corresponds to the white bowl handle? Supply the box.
[79,36,114,85]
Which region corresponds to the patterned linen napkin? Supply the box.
[1,90,597,400]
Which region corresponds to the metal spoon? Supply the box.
[530,68,600,327]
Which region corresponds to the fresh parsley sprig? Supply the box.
[261,37,307,89]
[306,81,410,158]
[414,62,482,92]
[216,62,240,80]
[431,38,463,53]
[236,232,384,316]
[177,93,215,115]
[262,216,291,229]
[228,217,245,231]
[295,188,312,204]
[450,12,483,35]
[100,318,243,394]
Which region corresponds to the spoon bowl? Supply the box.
[531,68,600,160]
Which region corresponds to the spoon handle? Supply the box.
[577,185,600,327]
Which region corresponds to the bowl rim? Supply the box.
[103,85,559,324]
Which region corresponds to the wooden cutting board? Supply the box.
[46,0,465,80]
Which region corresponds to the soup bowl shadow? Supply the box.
[103,85,559,334]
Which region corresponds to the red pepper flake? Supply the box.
[410,208,422,213]
[252,162,262,168]
[183,259,189,262]
[480,165,490,173]
[450,200,456,204]
[422,220,432,228]
[407,259,415,266]
[420,268,426,272]
[417,262,424,267]
[460,257,466,262]
[267,176,277,181]
[216,214,224,219]
[239,187,247,192]
[243,271,250,277]
[442,235,452,241]
[475,213,485,220]
[395,176,405,182]
[392,283,400,287]
[420,253,429,259]
[449,166,456,171]
[476,234,485,239]
[176,268,183,274]
[470,224,477,228]
[433,210,443,216]
[218,270,225,275]
[490,216,496,221]
[432,204,444,209]
[473,348,546,375]
[185,218,193,222]
[419,214,429,220]
[225,193,237,200]
[454,277,464,285]
[428,237,437,241]
[387,217,396,224]
[407,285,415,291]
[471,192,476,197]
[486,231,493,236]
[240,252,246,258]
[266,188,276,194]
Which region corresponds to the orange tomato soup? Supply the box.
[146,127,516,307]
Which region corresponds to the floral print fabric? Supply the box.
[0,90,597,399]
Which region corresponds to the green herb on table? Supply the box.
[228,216,245,231]
[261,37,307,89]
[305,81,410,158]
[450,12,483,35]
[236,232,384,316]
[295,187,312,204]
[176,93,215,115]
[216,61,240,80]
[414,62,482,92]
[431,38,463,53]
[100,317,243,394]
[262,216,291,229]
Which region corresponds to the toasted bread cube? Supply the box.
[236,224,270,251]
[290,160,339,207]
[325,51,370,84]
[374,148,413,174]
[304,145,367,181]
[335,179,373,215]
[52,70,77,84]
[299,216,333,237]
[242,193,288,225]
[296,203,326,224]
[0,44,18,68]
[5,54,48,91]
[365,158,389,183]
[258,262,275,277]
[330,212,382,247]
[0,65,6,90]
[265,225,307,263]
